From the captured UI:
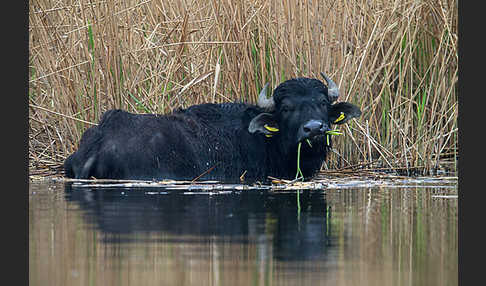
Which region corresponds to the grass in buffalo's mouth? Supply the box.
[295,129,343,180]
[326,129,342,146]
[296,142,304,180]
[295,141,303,212]
[326,129,343,136]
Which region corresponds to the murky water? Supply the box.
[29,179,457,286]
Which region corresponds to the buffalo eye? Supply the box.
[320,101,328,110]
[281,105,293,114]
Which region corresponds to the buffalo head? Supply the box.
[248,73,361,153]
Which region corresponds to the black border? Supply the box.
[458,1,473,285]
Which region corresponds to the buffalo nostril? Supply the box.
[303,120,325,135]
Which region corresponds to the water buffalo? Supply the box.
[64,73,361,183]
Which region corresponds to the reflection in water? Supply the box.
[29,181,457,286]
[64,184,331,262]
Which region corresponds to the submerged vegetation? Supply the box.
[29,0,457,177]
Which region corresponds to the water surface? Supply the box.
[29,179,457,286]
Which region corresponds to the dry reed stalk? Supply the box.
[29,0,458,176]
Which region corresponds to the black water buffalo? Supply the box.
[64,73,361,183]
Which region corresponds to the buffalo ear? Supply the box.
[248,113,279,136]
[329,102,362,125]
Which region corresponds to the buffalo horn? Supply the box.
[257,82,275,110]
[320,72,339,102]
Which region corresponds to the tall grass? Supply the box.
[29,0,458,176]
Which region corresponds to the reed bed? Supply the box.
[29,0,458,177]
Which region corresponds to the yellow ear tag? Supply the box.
[334,112,345,123]
[265,134,273,138]
[264,124,279,132]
